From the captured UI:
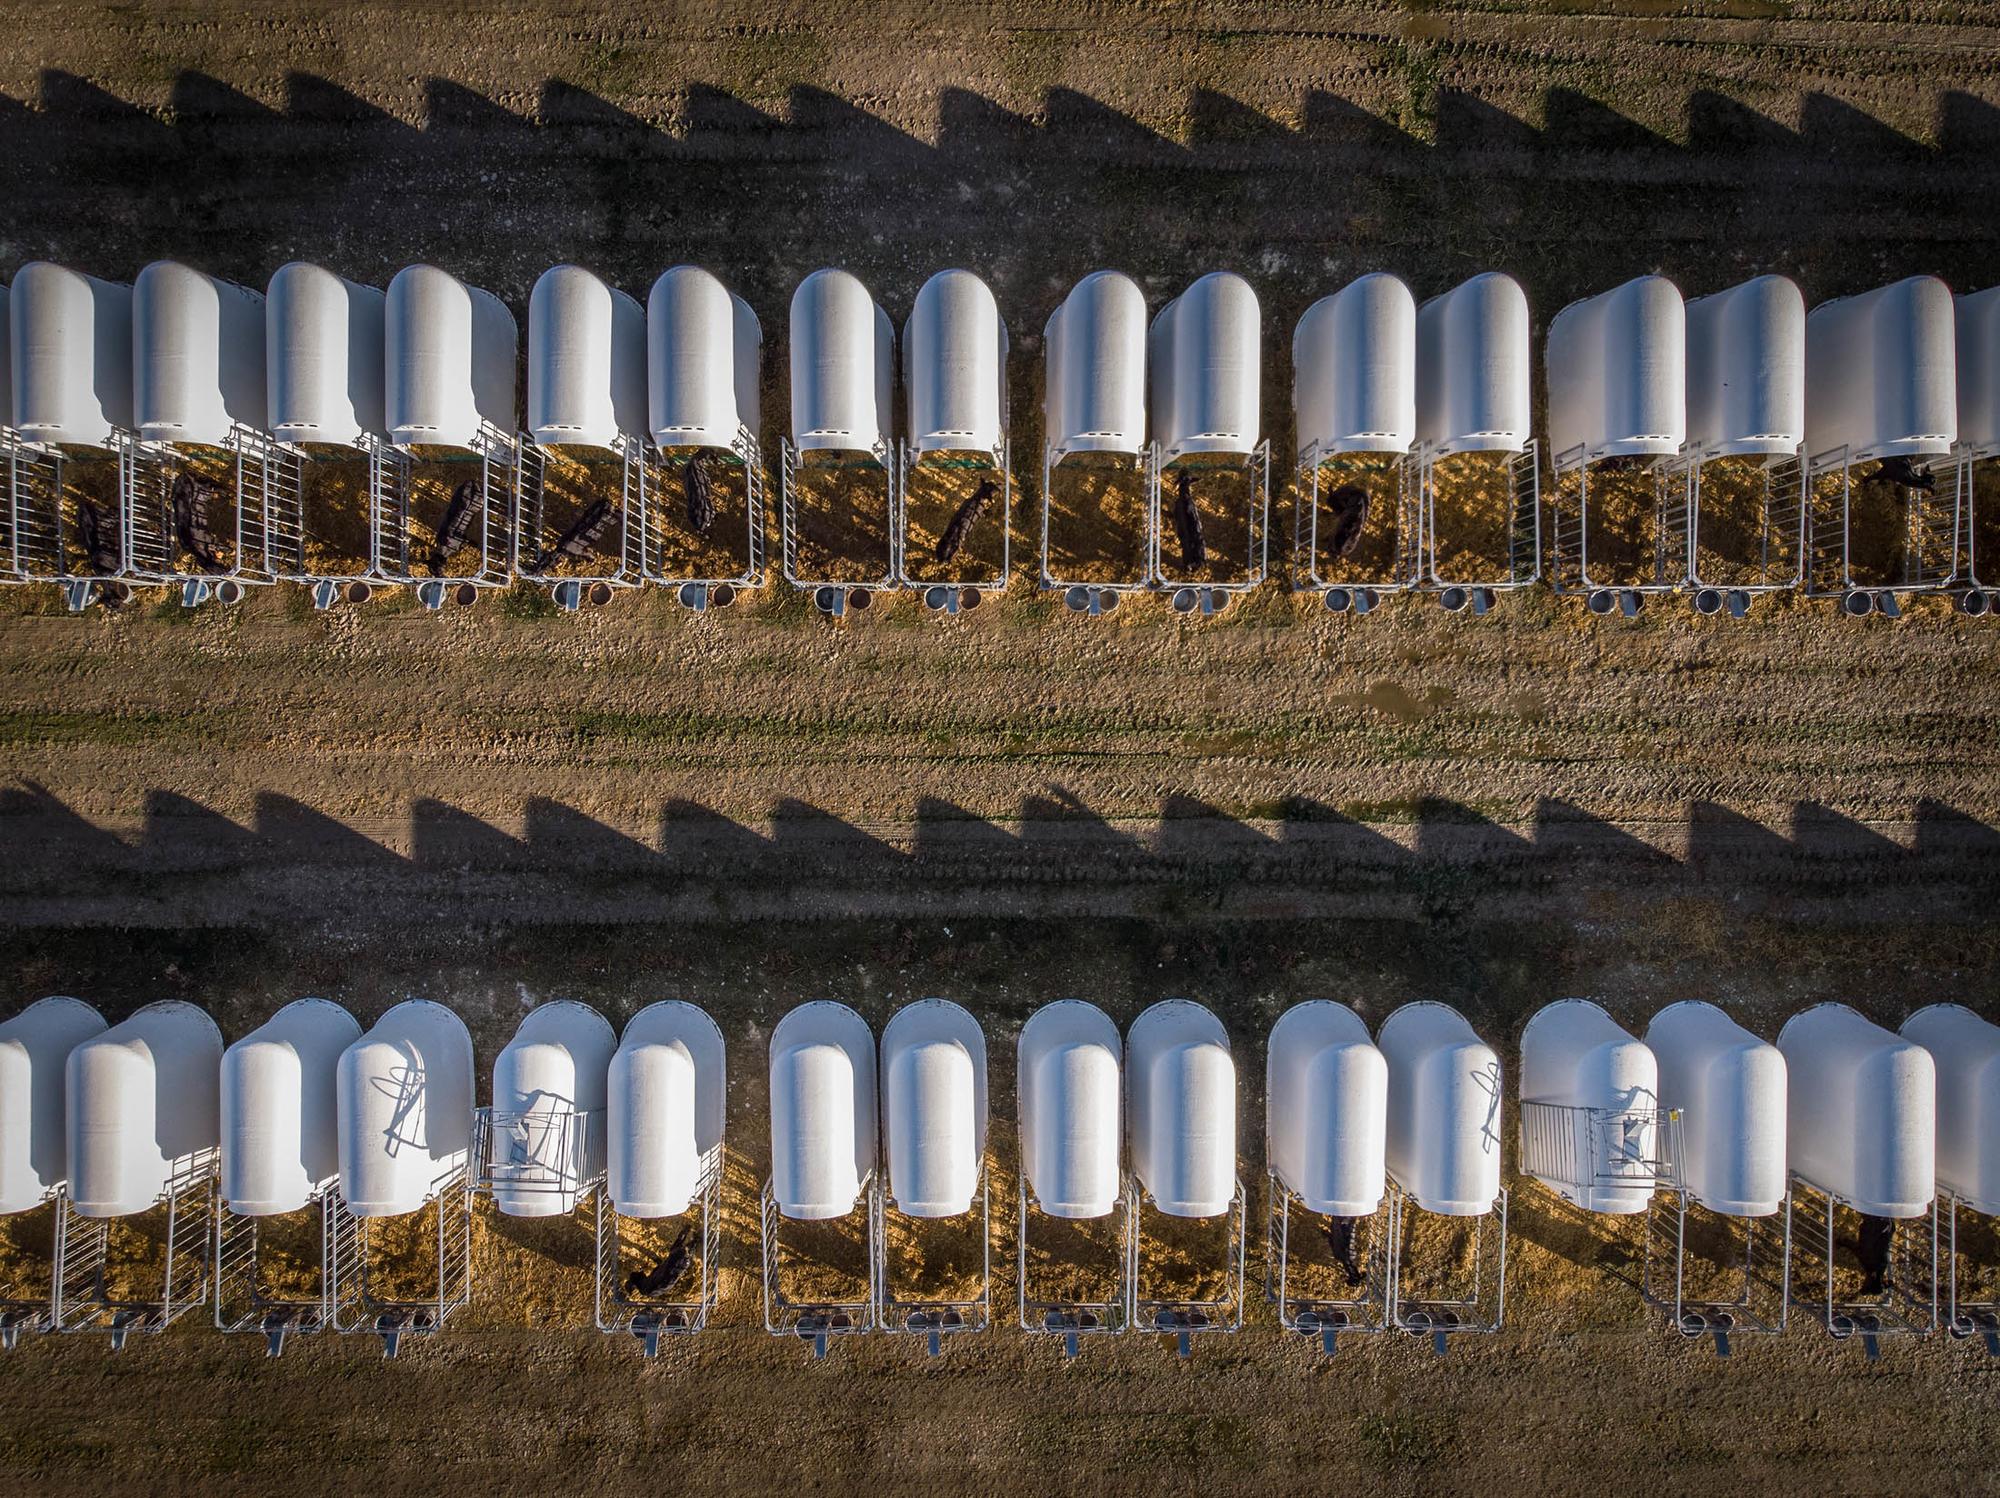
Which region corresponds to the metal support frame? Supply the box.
[119,427,265,606]
[214,1187,359,1356]
[1804,445,1960,613]
[1294,445,1423,616]
[331,1165,474,1357]
[760,1174,879,1356]
[1942,1193,2000,1355]
[594,1163,722,1355]
[1518,1100,1682,1207]
[1017,1182,1133,1356]
[1415,440,1541,613]
[1040,445,1151,615]
[872,1162,992,1354]
[472,1105,603,1210]
[1549,448,1690,613]
[0,1192,61,1350]
[252,429,388,608]
[1682,452,1806,614]
[512,433,645,608]
[1787,1175,1937,1358]
[1127,1175,1246,1356]
[6,435,133,610]
[642,427,766,610]
[780,438,898,616]
[371,423,516,607]
[1943,452,1993,615]
[1642,1190,1791,1355]
[1262,1173,1388,1355]
[1148,441,1271,616]
[54,1149,220,1349]
[896,438,1011,614]
[1383,1182,1508,1352]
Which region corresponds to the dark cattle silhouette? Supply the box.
[934,477,997,564]
[530,496,615,572]
[627,1224,692,1298]
[1594,454,1651,475]
[169,471,228,572]
[682,452,715,535]
[1857,1213,1895,1296]
[76,496,121,575]
[1324,1215,1366,1288]
[1171,467,1205,569]
[1325,483,1371,560]
[426,480,480,575]
[1871,456,1936,493]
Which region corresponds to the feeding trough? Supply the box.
[5,262,134,610]
[0,996,105,1348]
[1777,1003,1937,1356]
[761,1002,879,1355]
[1376,1001,1507,1350]
[1263,1001,1389,1353]
[1642,1002,1790,1353]
[1547,277,1688,614]
[646,265,764,611]
[1292,274,1419,615]
[215,998,362,1355]
[1803,277,1959,616]
[1413,272,1539,614]
[597,1001,725,1353]
[1147,273,1270,616]
[376,265,518,609]
[1017,999,1131,1354]
[56,1001,222,1349]
[514,267,646,608]
[1955,287,2000,615]
[1040,271,1149,615]
[334,1000,475,1355]
[1902,1004,2000,1354]
[875,999,990,1353]
[898,270,1010,614]
[781,270,897,616]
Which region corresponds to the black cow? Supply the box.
[1172,468,1206,570]
[1857,1214,1895,1297]
[1324,1215,1366,1288]
[170,472,228,573]
[530,498,616,573]
[427,480,480,575]
[683,453,716,535]
[935,478,997,564]
[1325,484,1371,560]
[627,1225,692,1298]
[1871,456,1936,493]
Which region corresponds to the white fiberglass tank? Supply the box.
[384,264,518,449]
[266,262,387,447]
[10,262,132,447]
[607,1001,725,1219]
[1684,275,1806,460]
[1415,272,1531,455]
[1645,1001,1787,1217]
[1546,275,1685,463]
[527,265,645,450]
[1804,276,1956,462]
[1957,286,2000,458]
[788,269,892,454]
[646,265,761,450]
[1265,1001,1387,1217]
[1293,273,1416,459]
[904,269,1007,455]
[1901,1004,2000,1215]
[1777,1003,1934,1217]
[1018,1000,1122,1219]
[1149,272,1260,459]
[1043,270,1146,457]
[881,998,987,1218]
[0,996,106,1213]
[768,1001,876,1220]
[488,1001,616,1217]
[336,1000,474,1218]
[0,285,12,432]
[220,998,361,1217]
[131,260,266,447]
[1377,1002,1502,1216]
[1127,1000,1236,1218]
[1519,999,1660,1214]
[66,1001,223,1219]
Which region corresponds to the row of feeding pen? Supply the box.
[0,992,1993,1363]
[0,259,1996,621]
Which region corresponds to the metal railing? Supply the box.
[873,1163,992,1354]
[895,440,1011,611]
[779,440,899,611]
[1416,440,1541,608]
[512,435,645,605]
[1039,446,1152,613]
[595,1154,722,1355]
[370,423,515,604]
[1148,442,1272,612]
[1941,1193,1999,1355]
[1642,1190,1790,1355]
[214,1187,353,1356]
[1548,450,1691,605]
[1518,1100,1682,1203]
[473,1106,603,1206]
[0,1191,60,1349]
[331,1164,473,1356]
[54,1149,219,1349]
[1686,452,1806,602]
[760,1174,879,1356]
[1788,1175,1936,1358]
[1293,447,1424,611]
[1263,1173,1388,1355]
[1017,1180,1133,1356]
[1383,1182,1508,1351]
[641,428,766,606]
[1805,446,1961,606]
[1128,1175,1247,1357]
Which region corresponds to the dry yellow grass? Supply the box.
[648,444,758,582]
[1301,454,1404,584]
[785,450,895,584]
[899,454,1007,587]
[1043,452,1149,584]
[1427,451,1519,581]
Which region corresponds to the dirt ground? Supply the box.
[2,2,2000,1495]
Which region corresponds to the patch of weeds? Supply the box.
[1357,1410,1456,1471]
[501,582,561,621]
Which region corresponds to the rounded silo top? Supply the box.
[1684,275,1805,460]
[1018,999,1122,1219]
[1149,272,1260,459]
[881,998,987,1218]
[221,998,360,1217]
[1415,271,1531,455]
[132,260,266,447]
[1777,1002,1934,1217]
[266,262,387,447]
[647,265,761,450]
[1265,1001,1387,1217]
[1520,999,1660,1215]
[66,1001,223,1219]
[9,262,132,447]
[1377,1001,1503,1217]
[527,265,646,450]
[384,264,518,450]
[1546,276,1685,463]
[1127,1000,1236,1219]
[1645,1001,1786,1218]
[768,1001,876,1220]
[904,269,1008,455]
[1957,286,2000,458]
[0,996,106,1214]
[1804,276,1957,462]
[607,1001,725,1219]
[1293,273,1417,459]
[1901,1004,2000,1215]
[789,269,892,453]
[488,1001,616,1218]
[1043,270,1147,457]
[336,999,474,1219]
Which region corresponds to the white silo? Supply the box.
[66,1001,223,1219]
[336,1000,474,1218]
[1647,1001,1787,1218]
[486,1001,616,1217]
[1901,1005,1999,1216]
[1266,1001,1388,1218]
[0,997,106,1213]
[882,998,987,1219]
[220,998,361,1217]
[607,1000,725,1219]
[1778,1003,1934,1218]
[1519,999,1662,1215]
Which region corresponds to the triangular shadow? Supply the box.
[1299,91,1418,155]
[422,79,530,134]
[1938,91,2000,160]
[0,781,131,867]
[1186,89,1290,148]
[1686,802,1792,870]
[38,69,166,127]
[521,798,659,870]
[1686,91,1796,157]
[1042,87,1183,162]
[911,797,1022,868]
[785,86,930,165]
[1155,795,1276,857]
[282,72,408,126]
[658,800,773,874]
[681,82,784,137]
[137,790,260,867]
[254,793,405,867]
[167,72,281,124]
[1435,90,1539,155]
[1540,89,1671,155]
[1532,798,1677,868]
[766,798,908,878]
[409,797,526,869]
[1911,799,2000,860]
[1273,797,1416,868]
[536,78,655,134]
[1797,93,1929,161]
[1017,788,1154,867]
[1411,798,1535,864]
[1787,801,1907,862]
[936,87,1039,163]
